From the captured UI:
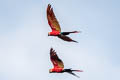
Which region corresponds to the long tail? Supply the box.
[71,70,83,72]
[71,31,81,33]
[63,69,83,72]
[68,31,80,33]
[61,31,80,35]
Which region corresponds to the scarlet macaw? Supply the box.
[49,48,83,78]
[47,4,80,43]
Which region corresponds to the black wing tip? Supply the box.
[73,41,78,43]
[50,47,53,51]
[50,48,56,53]
[67,72,80,78]
[48,4,51,7]
[47,4,52,10]
[71,39,78,43]
[48,4,52,9]
[70,40,78,43]
[47,4,53,13]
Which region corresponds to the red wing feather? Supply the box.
[50,48,64,68]
[47,4,61,32]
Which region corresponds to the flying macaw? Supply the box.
[49,48,83,78]
[47,4,80,43]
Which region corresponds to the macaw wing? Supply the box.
[58,34,78,43]
[50,48,64,68]
[47,4,61,32]
[67,72,80,78]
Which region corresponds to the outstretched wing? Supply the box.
[58,34,78,43]
[47,4,61,32]
[67,72,80,78]
[50,48,64,68]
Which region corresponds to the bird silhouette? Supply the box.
[49,48,83,78]
[47,4,80,43]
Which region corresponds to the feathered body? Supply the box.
[49,48,83,78]
[47,4,80,43]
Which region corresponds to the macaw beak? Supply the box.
[49,69,52,73]
[48,32,50,36]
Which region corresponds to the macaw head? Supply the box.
[49,69,53,73]
[48,32,51,36]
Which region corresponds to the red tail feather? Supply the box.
[72,31,81,33]
[72,70,83,72]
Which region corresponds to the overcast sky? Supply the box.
[0,0,120,80]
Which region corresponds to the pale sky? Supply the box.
[0,0,120,80]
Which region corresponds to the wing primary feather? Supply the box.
[58,34,78,43]
[47,4,61,32]
[50,48,64,68]
[67,72,80,78]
